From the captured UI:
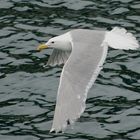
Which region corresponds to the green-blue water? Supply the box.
[0,0,140,140]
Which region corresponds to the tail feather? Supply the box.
[104,27,139,50]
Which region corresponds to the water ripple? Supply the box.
[0,0,140,139]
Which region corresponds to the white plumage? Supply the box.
[104,27,139,50]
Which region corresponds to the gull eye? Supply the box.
[51,41,54,44]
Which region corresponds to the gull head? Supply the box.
[37,33,72,51]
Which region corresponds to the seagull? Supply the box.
[37,27,139,133]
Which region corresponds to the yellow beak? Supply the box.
[37,44,48,51]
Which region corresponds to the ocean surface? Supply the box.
[0,0,140,140]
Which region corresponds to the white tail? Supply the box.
[104,27,139,50]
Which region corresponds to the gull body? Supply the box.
[37,27,139,133]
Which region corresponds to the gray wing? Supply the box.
[47,49,71,66]
[51,30,108,132]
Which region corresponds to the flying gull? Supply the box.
[37,27,139,133]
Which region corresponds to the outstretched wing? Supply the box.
[51,30,108,132]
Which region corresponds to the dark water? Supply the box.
[0,0,140,139]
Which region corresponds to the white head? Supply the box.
[37,33,72,51]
